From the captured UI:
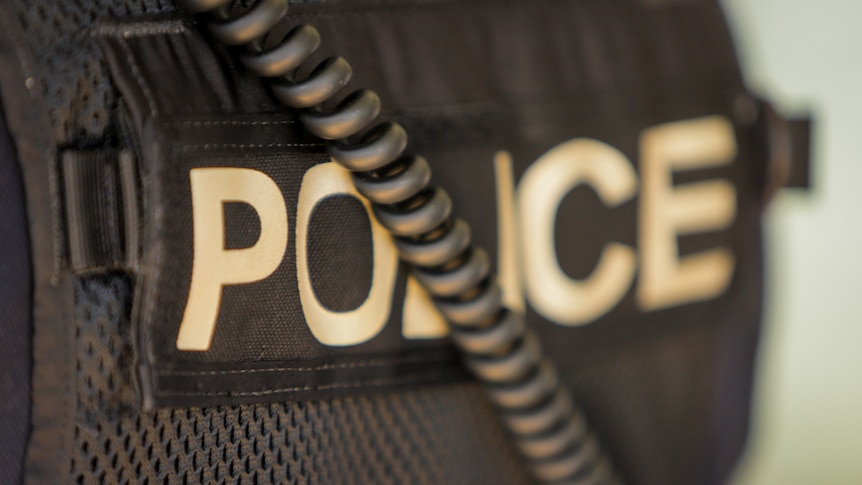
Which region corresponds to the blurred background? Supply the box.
[720,1,862,484]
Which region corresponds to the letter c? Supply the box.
[519,139,638,325]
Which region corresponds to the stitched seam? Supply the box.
[181,143,324,151]
[160,372,459,397]
[119,38,158,117]
[163,119,299,127]
[90,18,192,38]
[158,354,455,376]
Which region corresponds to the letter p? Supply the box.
[176,168,288,351]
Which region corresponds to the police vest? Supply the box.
[0,0,811,483]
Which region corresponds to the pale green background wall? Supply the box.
[720,1,862,484]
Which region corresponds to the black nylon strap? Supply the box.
[62,150,139,273]
[788,118,813,189]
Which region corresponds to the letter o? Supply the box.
[296,161,399,346]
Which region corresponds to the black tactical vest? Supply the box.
[0,0,810,483]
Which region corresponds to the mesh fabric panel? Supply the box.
[70,274,531,484]
[13,0,177,144]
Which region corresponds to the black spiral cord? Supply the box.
[179,1,622,483]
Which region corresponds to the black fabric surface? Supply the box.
[307,196,375,312]
[0,98,32,484]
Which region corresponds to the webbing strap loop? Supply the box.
[62,149,139,274]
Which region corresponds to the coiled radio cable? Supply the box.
[178,1,622,483]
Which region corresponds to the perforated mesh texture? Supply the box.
[71,274,532,485]
[10,1,175,143]
[12,0,357,144]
